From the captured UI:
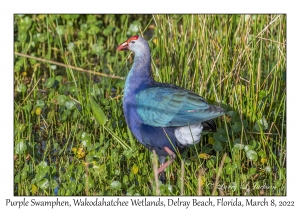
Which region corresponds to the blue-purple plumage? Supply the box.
[117,35,225,179]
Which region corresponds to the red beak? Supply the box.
[117,41,129,51]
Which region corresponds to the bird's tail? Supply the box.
[202,119,217,132]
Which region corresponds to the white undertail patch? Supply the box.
[174,123,203,145]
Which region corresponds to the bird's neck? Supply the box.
[124,52,153,96]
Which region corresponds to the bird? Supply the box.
[117,35,225,182]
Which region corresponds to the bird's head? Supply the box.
[117,35,150,56]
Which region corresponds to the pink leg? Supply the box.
[157,147,176,174]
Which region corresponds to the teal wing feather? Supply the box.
[136,87,224,127]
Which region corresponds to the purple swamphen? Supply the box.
[117,35,225,182]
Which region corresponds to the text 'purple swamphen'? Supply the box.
[117,35,225,182]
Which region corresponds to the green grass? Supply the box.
[14,14,286,196]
